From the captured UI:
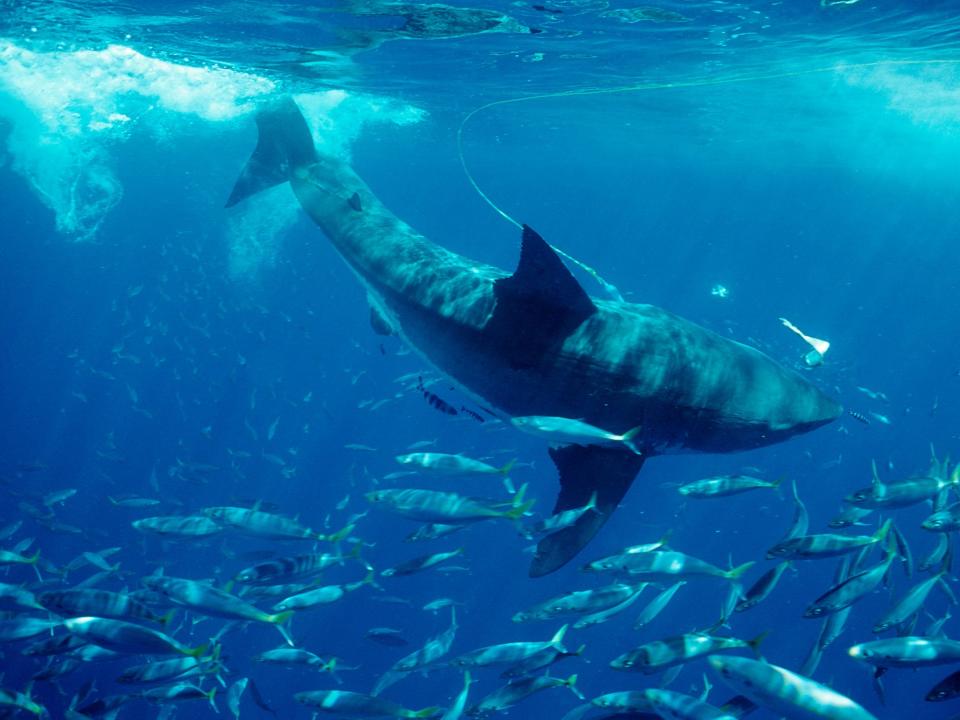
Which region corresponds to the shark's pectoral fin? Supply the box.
[369,305,394,336]
[530,445,645,577]
[485,225,596,369]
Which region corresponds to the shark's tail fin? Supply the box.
[226,96,316,207]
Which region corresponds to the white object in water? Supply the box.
[779,318,830,366]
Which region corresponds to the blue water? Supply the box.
[2,1,960,718]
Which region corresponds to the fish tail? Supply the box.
[324,522,355,545]
[724,561,755,580]
[412,707,441,718]
[362,566,384,591]
[274,618,296,647]
[512,483,528,505]
[185,642,209,658]
[585,491,599,512]
[25,551,40,565]
[209,642,223,664]
[205,687,217,711]
[565,673,585,700]
[550,623,569,648]
[267,610,295,625]
[656,528,674,549]
[505,483,535,521]
[748,630,770,657]
[341,541,364,566]
[505,498,536,521]
[157,610,176,627]
[620,424,644,456]
[499,458,518,476]
[225,96,317,208]
[874,518,893,542]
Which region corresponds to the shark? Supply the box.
[227,97,841,577]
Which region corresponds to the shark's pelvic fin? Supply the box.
[485,225,597,369]
[530,445,645,577]
[225,96,316,208]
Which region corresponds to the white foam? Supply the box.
[840,62,960,130]
[295,89,427,160]
[0,41,426,253]
[0,42,276,135]
[226,184,301,281]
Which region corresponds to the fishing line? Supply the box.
[457,58,960,299]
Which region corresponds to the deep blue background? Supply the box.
[2,2,960,719]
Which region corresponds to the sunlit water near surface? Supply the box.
[1,1,960,718]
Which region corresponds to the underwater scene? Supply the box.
[1,1,960,718]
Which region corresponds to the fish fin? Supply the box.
[324,522,355,545]
[362,566,383,591]
[185,642,209,658]
[585,491,599,513]
[505,484,535,521]
[656,527,674,549]
[874,518,893,543]
[619,424,644,456]
[530,445,645,577]
[748,630,770,657]
[206,687,218,712]
[268,610,295,625]
[724,561,755,580]
[660,664,683,688]
[413,707,441,718]
[550,624,569,648]
[939,576,958,606]
[566,674,584,700]
[484,225,597,370]
[225,96,317,207]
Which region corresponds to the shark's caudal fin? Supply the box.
[530,445,645,577]
[225,96,317,208]
[485,225,597,369]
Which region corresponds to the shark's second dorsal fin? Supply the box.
[485,225,597,369]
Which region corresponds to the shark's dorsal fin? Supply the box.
[530,445,645,577]
[485,225,597,369]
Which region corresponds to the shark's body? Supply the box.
[228,98,841,576]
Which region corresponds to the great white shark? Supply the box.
[227,97,842,577]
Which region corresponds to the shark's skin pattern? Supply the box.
[230,99,842,574]
[289,156,840,455]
